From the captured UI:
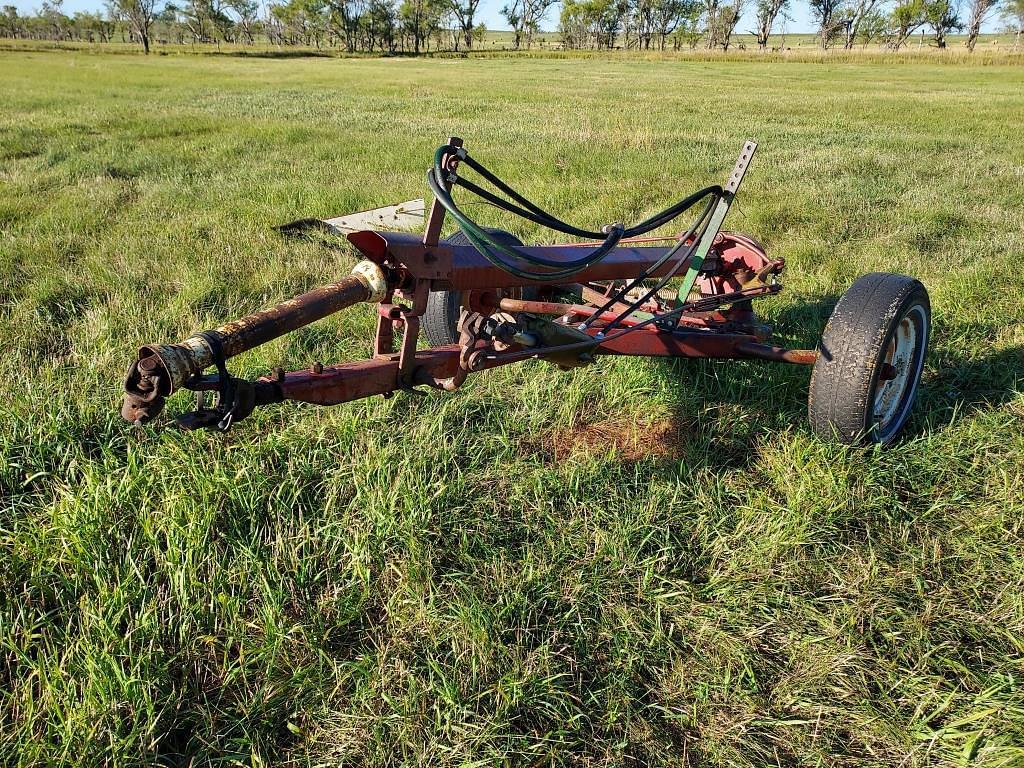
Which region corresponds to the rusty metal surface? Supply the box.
[580,284,634,316]
[594,328,761,358]
[232,331,817,414]
[348,231,713,291]
[733,342,818,365]
[496,297,633,326]
[121,262,390,424]
[422,137,462,248]
[348,230,783,297]
[211,273,373,360]
[269,347,463,406]
[121,354,167,424]
[119,137,827,431]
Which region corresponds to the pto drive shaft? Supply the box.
[121,260,389,425]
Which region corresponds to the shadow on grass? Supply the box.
[526,297,832,473]
[771,295,1022,434]
[614,295,838,470]
[204,49,468,60]
[776,295,1022,434]
[919,339,1022,424]
[630,293,1021,462]
[206,49,335,59]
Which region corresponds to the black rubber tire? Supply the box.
[422,228,524,347]
[808,272,930,446]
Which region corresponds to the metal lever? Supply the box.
[675,139,759,303]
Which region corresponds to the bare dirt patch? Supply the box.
[530,417,686,462]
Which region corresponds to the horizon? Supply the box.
[6,0,1010,39]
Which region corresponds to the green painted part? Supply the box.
[675,193,733,304]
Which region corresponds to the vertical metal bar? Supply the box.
[675,140,758,303]
[423,136,463,247]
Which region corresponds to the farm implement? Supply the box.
[121,138,931,445]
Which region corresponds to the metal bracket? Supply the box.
[725,140,758,195]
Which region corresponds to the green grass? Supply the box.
[1,51,1023,766]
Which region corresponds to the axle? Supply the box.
[121,260,389,424]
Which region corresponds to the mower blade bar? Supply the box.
[279,199,425,236]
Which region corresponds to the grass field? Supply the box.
[2,50,1024,766]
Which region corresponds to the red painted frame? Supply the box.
[121,139,818,429]
[253,228,812,411]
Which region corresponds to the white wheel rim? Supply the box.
[873,304,927,438]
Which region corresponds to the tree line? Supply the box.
[0,0,486,52]
[561,0,1022,50]
[1,0,1020,54]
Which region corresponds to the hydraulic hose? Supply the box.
[427,144,724,283]
[580,192,720,334]
[427,168,624,281]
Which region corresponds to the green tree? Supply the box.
[504,0,555,48]
[1001,0,1023,49]
[630,0,696,49]
[181,0,211,41]
[673,1,703,47]
[711,0,743,48]
[361,0,397,51]
[399,0,444,52]
[888,0,925,47]
[502,0,523,46]
[156,2,187,43]
[229,0,258,42]
[323,0,361,52]
[653,0,697,48]
[752,0,789,48]
[809,0,842,46]
[560,0,626,48]
[39,0,70,39]
[559,0,589,47]
[844,0,882,48]
[855,6,886,43]
[0,5,21,37]
[108,0,162,52]
[922,0,960,46]
[471,19,486,44]
[449,0,481,49]
[73,10,115,40]
[268,0,327,46]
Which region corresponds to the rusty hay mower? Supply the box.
[122,138,931,445]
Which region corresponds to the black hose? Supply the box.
[427,169,624,281]
[580,193,719,334]
[429,143,723,284]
